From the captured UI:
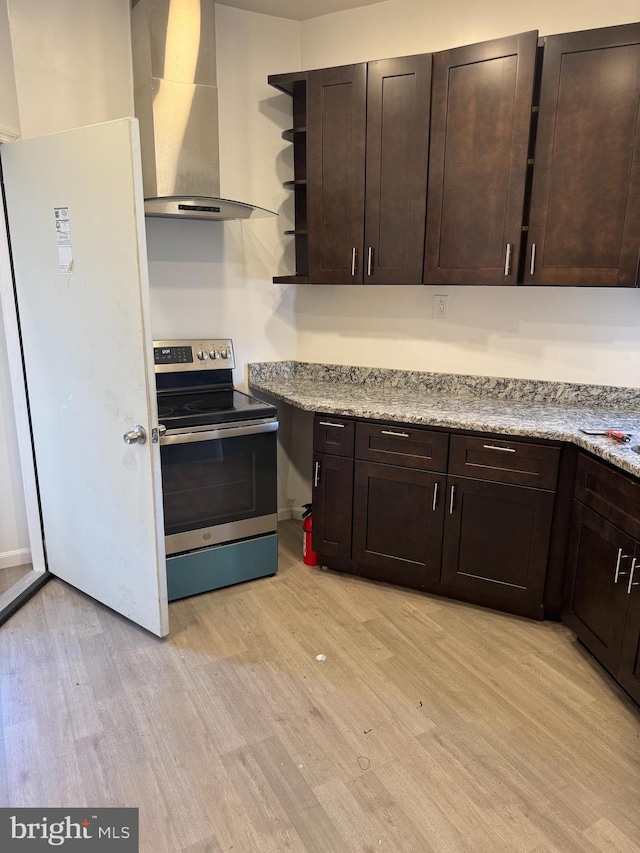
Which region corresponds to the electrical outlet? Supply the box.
[433,294,449,320]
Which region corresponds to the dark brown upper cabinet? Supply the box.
[423,31,538,286]
[307,64,367,284]
[363,55,432,284]
[525,23,640,287]
[271,55,432,284]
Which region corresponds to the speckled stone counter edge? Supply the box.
[248,361,640,407]
[248,361,640,479]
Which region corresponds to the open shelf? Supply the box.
[282,127,307,142]
[269,71,309,283]
[273,275,310,284]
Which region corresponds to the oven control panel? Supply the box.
[153,339,236,373]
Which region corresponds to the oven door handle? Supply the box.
[160,419,278,445]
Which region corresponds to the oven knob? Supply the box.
[209,349,220,359]
[197,349,208,360]
[221,347,230,359]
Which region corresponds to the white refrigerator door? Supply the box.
[1,117,168,637]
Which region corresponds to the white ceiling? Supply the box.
[216,0,388,21]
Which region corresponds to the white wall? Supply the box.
[7,0,133,138]
[0,0,19,138]
[295,0,640,388]
[0,0,25,564]
[0,290,29,565]
[147,5,300,510]
[0,0,134,563]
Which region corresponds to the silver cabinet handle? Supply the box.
[432,482,439,512]
[530,242,536,276]
[318,421,345,428]
[381,430,409,438]
[628,558,638,595]
[449,484,456,515]
[314,460,320,488]
[504,243,512,276]
[351,247,357,276]
[367,246,373,276]
[615,547,631,583]
[123,425,146,445]
[483,444,516,453]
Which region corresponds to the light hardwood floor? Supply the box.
[0,562,32,597]
[1,520,639,852]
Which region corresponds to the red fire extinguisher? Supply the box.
[302,504,318,566]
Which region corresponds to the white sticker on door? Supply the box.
[54,206,73,273]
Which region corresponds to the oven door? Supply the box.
[160,418,278,555]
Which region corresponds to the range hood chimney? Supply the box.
[131,0,276,221]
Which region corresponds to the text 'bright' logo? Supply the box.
[1,808,138,850]
[11,816,94,846]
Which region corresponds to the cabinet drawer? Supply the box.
[574,453,640,541]
[355,422,448,471]
[313,415,355,457]
[448,435,560,489]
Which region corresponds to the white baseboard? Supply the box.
[278,507,292,521]
[0,548,31,570]
[290,506,306,521]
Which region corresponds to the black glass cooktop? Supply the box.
[157,387,276,429]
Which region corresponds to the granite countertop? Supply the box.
[248,361,640,479]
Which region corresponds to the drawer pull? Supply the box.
[381,430,409,438]
[314,460,320,488]
[628,558,639,596]
[319,421,345,429]
[615,547,631,583]
[449,484,456,515]
[351,247,357,276]
[483,444,516,453]
[432,481,439,512]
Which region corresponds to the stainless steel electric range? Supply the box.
[154,339,278,600]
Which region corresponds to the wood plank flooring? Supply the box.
[1,520,639,852]
[0,562,32,597]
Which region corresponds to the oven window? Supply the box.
[160,431,277,535]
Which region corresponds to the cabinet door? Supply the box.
[526,24,640,286]
[424,31,538,285]
[364,55,431,284]
[312,453,354,559]
[307,64,367,283]
[441,476,554,617]
[619,553,640,705]
[563,502,633,676]
[353,461,444,588]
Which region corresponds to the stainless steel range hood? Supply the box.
[131,0,276,221]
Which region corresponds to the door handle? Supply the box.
[367,246,374,276]
[530,242,536,276]
[314,461,320,488]
[123,425,146,445]
[432,482,439,512]
[351,247,357,276]
[449,484,456,515]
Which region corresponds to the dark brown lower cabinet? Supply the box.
[441,476,555,618]
[353,460,444,588]
[564,498,640,704]
[311,452,353,560]
[619,585,640,705]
